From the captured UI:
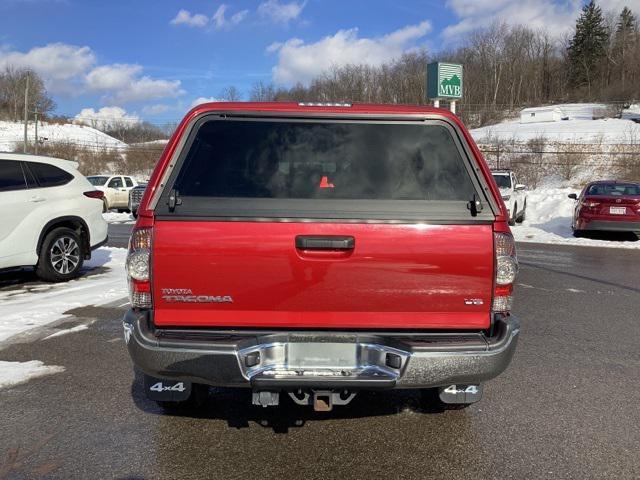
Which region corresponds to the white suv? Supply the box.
[492,170,527,225]
[0,153,108,282]
[86,175,138,212]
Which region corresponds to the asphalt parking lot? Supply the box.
[0,224,639,479]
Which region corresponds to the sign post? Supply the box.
[427,62,463,113]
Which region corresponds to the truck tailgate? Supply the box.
[152,221,493,329]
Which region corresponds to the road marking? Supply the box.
[117,302,130,307]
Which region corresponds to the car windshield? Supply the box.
[586,183,640,196]
[492,174,511,189]
[87,176,109,186]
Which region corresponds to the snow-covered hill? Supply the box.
[471,103,640,144]
[0,120,127,152]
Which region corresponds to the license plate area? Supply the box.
[238,341,410,380]
[288,343,357,369]
[610,206,626,215]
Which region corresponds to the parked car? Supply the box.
[0,153,108,281]
[123,102,520,412]
[86,174,138,212]
[128,183,147,218]
[569,180,640,237]
[492,169,527,225]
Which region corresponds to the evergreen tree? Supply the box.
[567,1,609,95]
[613,7,637,91]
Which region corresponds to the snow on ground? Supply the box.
[0,247,128,343]
[471,117,640,144]
[43,324,89,340]
[0,360,65,389]
[103,212,134,223]
[0,120,127,152]
[511,187,640,249]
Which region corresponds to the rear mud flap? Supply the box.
[438,384,483,404]
[143,374,192,402]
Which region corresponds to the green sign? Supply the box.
[427,62,463,100]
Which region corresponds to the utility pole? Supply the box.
[23,72,29,153]
[34,106,39,155]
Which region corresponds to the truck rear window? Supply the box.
[158,117,493,222]
[174,120,475,201]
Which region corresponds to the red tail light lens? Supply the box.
[84,190,104,199]
[493,232,518,313]
[126,228,153,308]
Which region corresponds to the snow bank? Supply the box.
[0,360,65,389]
[0,120,127,152]
[103,212,134,223]
[512,187,640,249]
[0,247,128,343]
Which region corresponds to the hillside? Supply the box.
[470,104,640,144]
[0,120,127,152]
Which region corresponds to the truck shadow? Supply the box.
[130,372,453,434]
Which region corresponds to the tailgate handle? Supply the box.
[295,236,355,250]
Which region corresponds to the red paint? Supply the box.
[152,222,494,329]
[136,102,512,330]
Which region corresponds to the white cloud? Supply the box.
[269,21,432,84]
[258,0,305,24]
[86,63,184,103]
[0,43,96,94]
[142,104,170,115]
[443,0,582,39]
[171,9,209,28]
[190,97,220,108]
[212,4,249,29]
[73,106,140,130]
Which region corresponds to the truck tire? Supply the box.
[35,227,85,282]
[516,202,526,223]
[508,203,517,226]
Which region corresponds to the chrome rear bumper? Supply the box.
[123,310,519,390]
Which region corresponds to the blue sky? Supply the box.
[0,0,632,125]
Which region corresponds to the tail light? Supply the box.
[581,200,600,208]
[84,190,104,200]
[493,232,518,313]
[126,228,153,308]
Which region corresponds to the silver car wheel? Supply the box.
[50,236,80,274]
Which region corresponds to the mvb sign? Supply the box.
[427,62,463,100]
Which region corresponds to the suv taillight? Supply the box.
[493,232,518,313]
[126,227,153,308]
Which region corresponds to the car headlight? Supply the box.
[502,195,511,201]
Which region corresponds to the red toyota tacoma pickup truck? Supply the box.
[123,102,520,412]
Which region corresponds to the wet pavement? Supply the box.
[0,241,639,479]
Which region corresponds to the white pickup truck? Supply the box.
[492,170,527,225]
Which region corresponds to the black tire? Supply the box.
[35,227,85,282]
[156,384,209,412]
[508,203,517,226]
[516,202,526,223]
[572,229,583,238]
[131,209,138,219]
[420,388,473,411]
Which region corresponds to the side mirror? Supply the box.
[515,184,526,191]
[568,193,578,200]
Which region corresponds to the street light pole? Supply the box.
[34,106,39,155]
[23,72,29,153]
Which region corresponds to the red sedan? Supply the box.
[569,181,640,237]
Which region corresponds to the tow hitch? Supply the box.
[251,389,357,411]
